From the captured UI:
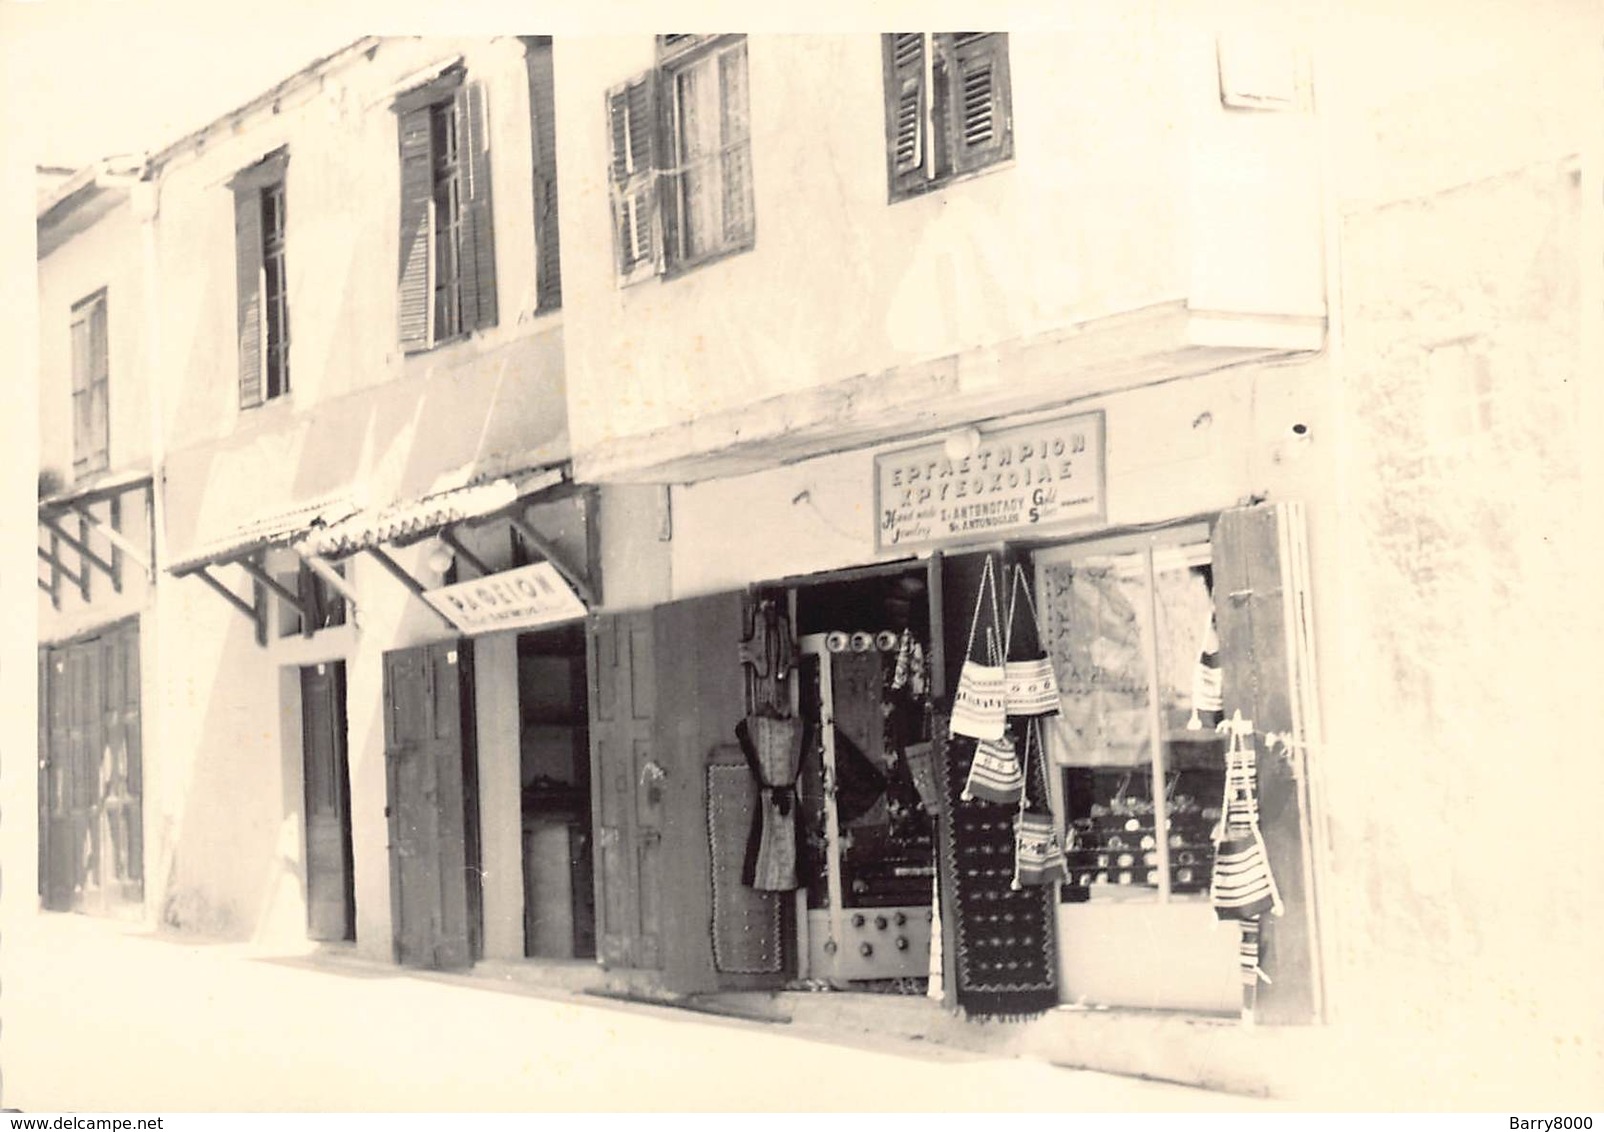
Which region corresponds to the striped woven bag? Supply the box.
[950,555,1006,740]
[1003,564,1061,718]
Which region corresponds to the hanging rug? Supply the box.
[935,728,1059,1020]
[706,763,783,975]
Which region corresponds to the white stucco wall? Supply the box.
[553,20,1323,462]
[36,194,153,487]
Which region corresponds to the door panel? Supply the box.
[302,662,355,942]
[39,621,144,916]
[588,612,656,969]
[384,641,477,970]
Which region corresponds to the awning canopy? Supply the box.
[169,463,582,643]
[303,466,565,560]
[167,496,361,576]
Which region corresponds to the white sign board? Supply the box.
[874,411,1106,553]
[422,561,588,635]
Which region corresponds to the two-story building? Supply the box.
[36,156,161,923]
[29,9,1602,1104]
[544,12,1599,1101]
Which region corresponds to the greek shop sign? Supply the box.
[874,411,1106,552]
[422,561,588,634]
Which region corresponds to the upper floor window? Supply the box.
[882,33,1013,201]
[231,148,291,408]
[70,289,109,475]
[394,66,498,353]
[608,35,754,284]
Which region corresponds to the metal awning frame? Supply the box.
[312,483,598,630]
[38,475,154,610]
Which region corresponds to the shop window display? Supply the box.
[1033,528,1224,904]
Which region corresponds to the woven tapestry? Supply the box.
[706,764,783,974]
[935,725,1059,1020]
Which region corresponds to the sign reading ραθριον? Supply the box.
[421,560,588,635]
[874,411,1106,553]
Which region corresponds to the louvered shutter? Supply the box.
[87,299,109,471]
[70,310,92,470]
[947,33,1013,175]
[525,38,562,310]
[884,34,929,196]
[396,105,435,352]
[607,73,662,283]
[460,82,498,331]
[234,192,265,407]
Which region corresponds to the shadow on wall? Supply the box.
[155,590,309,945]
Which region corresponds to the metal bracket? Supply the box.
[365,546,459,631]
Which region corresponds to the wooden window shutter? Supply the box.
[1211,501,1322,1024]
[234,192,266,407]
[524,38,562,311]
[396,104,435,353]
[87,298,109,470]
[459,82,499,331]
[607,72,662,283]
[947,33,1013,175]
[884,34,930,196]
[70,311,92,470]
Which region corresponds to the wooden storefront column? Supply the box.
[1212,502,1322,1025]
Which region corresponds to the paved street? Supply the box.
[1,914,1269,1113]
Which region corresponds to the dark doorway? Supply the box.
[518,624,595,960]
[382,639,483,970]
[300,661,355,942]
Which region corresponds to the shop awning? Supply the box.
[296,465,592,634]
[167,496,361,577]
[37,470,156,608]
[300,466,565,559]
[167,495,364,641]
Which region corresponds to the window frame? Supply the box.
[1031,522,1220,907]
[230,147,291,411]
[393,66,498,354]
[882,32,1015,204]
[606,33,755,286]
[260,180,291,401]
[69,288,110,476]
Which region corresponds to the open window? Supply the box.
[607,35,754,283]
[230,149,291,408]
[394,66,498,352]
[883,33,1013,201]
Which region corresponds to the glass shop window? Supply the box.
[1032,525,1225,905]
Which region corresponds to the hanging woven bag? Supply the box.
[1012,718,1071,888]
[1208,712,1283,921]
[1003,564,1061,718]
[949,555,1007,740]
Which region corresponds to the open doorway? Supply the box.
[518,624,596,960]
[784,563,939,988]
[301,661,355,942]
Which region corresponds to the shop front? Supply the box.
[633,399,1327,1026]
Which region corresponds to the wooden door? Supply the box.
[302,662,355,942]
[383,640,480,970]
[588,611,661,969]
[99,621,143,907]
[39,621,143,915]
